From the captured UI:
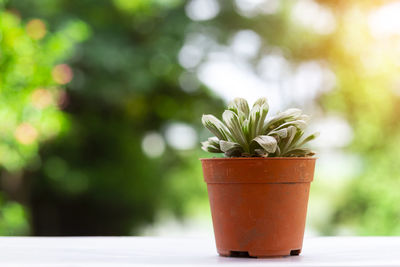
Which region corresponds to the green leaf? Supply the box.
[274,119,307,131]
[299,114,310,123]
[298,132,320,147]
[207,136,220,147]
[219,140,242,152]
[268,128,288,139]
[222,110,249,151]
[253,97,269,107]
[252,135,277,153]
[281,126,297,154]
[242,119,250,140]
[249,98,269,139]
[282,108,302,120]
[264,108,302,132]
[274,145,281,156]
[201,114,231,141]
[283,148,315,157]
[201,141,221,153]
[228,98,250,121]
[288,129,304,151]
[220,140,244,157]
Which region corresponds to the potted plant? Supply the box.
[200,97,318,258]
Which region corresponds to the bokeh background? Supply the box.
[1,0,400,236]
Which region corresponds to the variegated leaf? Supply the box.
[274,145,281,156]
[274,119,307,131]
[263,108,302,132]
[252,135,277,153]
[201,141,222,153]
[219,140,241,152]
[222,110,249,151]
[249,98,269,139]
[281,126,297,154]
[283,148,315,157]
[220,140,244,157]
[268,128,288,139]
[202,114,231,141]
[288,129,304,150]
[207,136,220,147]
[299,114,310,123]
[228,98,250,121]
[253,97,268,107]
[298,132,320,147]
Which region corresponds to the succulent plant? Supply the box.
[201,97,318,157]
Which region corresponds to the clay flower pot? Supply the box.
[201,157,316,258]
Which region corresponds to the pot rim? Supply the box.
[201,157,316,183]
[200,157,317,161]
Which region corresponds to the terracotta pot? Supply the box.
[201,157,316,258]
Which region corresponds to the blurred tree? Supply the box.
[318,2,400,235]
[0,8,87,234]
[4,0,224,235]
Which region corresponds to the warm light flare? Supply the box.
[369,2,400,37]
[14,123,38,145]
[52,64,73,85]
[31,88,53,109]
[26,19,47,40]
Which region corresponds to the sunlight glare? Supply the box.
[369,2,400,37]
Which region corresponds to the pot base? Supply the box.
[218,248,302,258]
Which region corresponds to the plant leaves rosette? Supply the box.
[201,97,318,158]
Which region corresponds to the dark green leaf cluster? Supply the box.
[201,98,318,157]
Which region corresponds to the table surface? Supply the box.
[0,236,399,266]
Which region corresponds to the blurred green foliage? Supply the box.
[0,8,87,234]
[0,10,86,171]
[1,0,400,236]
[2,0,223,235]
[319,3,400,235]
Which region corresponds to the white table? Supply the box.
[0,237,399,266]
